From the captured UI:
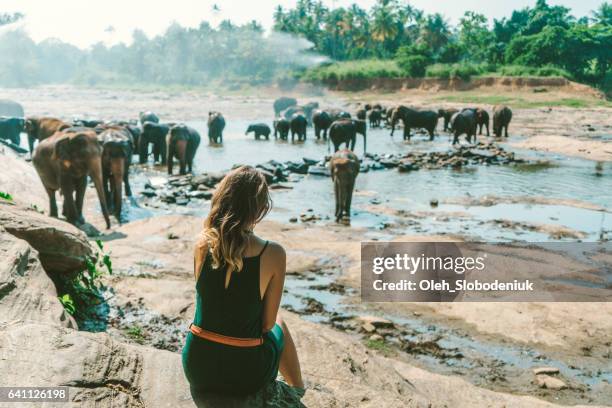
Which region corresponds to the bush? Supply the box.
[497,64,572,78]
[300,59,403,82]
[425,63,494,80]
[397,55,429,77]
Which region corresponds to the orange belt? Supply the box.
[189,323,263,347]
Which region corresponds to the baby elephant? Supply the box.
[245,123,271,140]
[167,125,201,175]
[273,118,290,140]
[330,149,360,225]
[493,106,513,138]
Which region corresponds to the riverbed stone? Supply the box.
[535,374,568,390]
[533,367,560,375]
[0,200,92,275]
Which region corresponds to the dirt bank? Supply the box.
[321,76,605,98]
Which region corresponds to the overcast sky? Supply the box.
[1,0,604,48]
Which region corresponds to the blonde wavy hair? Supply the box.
[201,166,272,273]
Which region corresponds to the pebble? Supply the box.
[532,367,560,375]
[535,374,568,390]
[369,334,383,342]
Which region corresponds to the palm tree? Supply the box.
[592,2,612,25]
[371,0,399,43]
[418,13,451,53]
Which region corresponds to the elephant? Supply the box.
[0,117,25,145]
[450,109,477,145]
[329,119,367,154]
[356,109,367,120]
[390,106,438,141]
[246,123,271,140]
[438,108,459,132]
[125,125,142,152]
[24,117,70,155]
[330,149,360,224]
[290,113,307,142]
[475,108,490,136]
[312,110,333,140]
[273,97,297,116]
[167,124,201,175]
[493,106,513,138]
[281,106,304,120]
[207,111,225,144]
[368,109,382,128]
[364,104,372,111]
[372,103,383,111]
[32,127,111,229]
[73,119,104,128]
[99,127,133,223]
[140,122,170,164]
[328,109,352,122]
[292,101,319,125]
[139,111,160,125]
[273,118,290,140]
[0,99,24,117]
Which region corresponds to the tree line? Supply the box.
[0,1,610,91]
[275,0,611,89]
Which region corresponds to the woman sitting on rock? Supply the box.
[182,165,304,396]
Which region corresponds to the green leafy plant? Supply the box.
[0,191,13,201]
[58,294,76,315]
[57,240,113,317]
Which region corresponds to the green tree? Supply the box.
[458,11,494,62]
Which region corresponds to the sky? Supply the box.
[1,0,605,48]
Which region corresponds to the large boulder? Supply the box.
[0,227,75,327]
[0,200,92,275]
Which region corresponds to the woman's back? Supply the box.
[194,242,268,338]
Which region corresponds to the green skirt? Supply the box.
[182,323,284,395]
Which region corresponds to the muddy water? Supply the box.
[134,119,611,242]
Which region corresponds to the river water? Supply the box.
[131,118,611,242]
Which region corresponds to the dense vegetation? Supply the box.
[0,1,610,93]
[278,0,611,91]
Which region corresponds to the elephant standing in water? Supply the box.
[329,119,367,154]
[450,109,477,145]
[390,106,438,141]
[32,128,111,229]
[167,124,201,175]
[139,111,160,125]
[140,122,170,164]
[207,111,225,144]
[290,113,307,142]
[24,117,70,155]
[245,123,271,140]
[99,127,133,223]
[273,97,297,116]
[273,118,290,140]
[438,108,459,132]
[312,110,332,140]
[330,149,360,224]
[475,108,490,136]
[493,106,512,138]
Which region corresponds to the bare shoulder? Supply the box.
[194,236,208,258]
[262,241,286,266]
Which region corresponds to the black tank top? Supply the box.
[193,241,269,338]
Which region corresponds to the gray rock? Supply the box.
[0,201,92,275]
[0,227,75,327]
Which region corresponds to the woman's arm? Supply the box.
[193,238,208,281]
[261,242,286,332]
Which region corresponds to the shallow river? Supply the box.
[118,118,611,242]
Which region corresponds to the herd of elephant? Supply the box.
[0,96,513,228]
[0,109,229,229]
